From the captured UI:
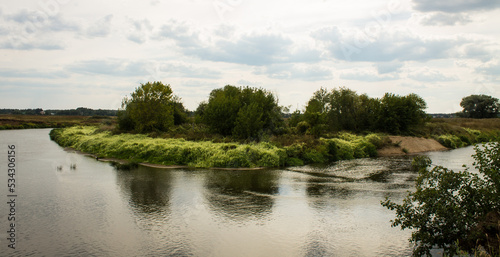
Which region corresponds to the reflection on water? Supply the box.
[204,169,278,221]
[116,166,172,214]
[2,129,478,256]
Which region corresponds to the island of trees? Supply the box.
[46,81,500,168]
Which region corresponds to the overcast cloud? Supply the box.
[0,0,499,112]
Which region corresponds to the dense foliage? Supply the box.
[459,94,500,119]
[382,143,500,256]
[118,81,186,132]
[301,87,428,135]
[196,85,284,139]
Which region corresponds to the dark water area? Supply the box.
[0,129,477,256]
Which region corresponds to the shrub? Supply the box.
[285,157,304,166]
[296,121,310,134]
[333,139,354,160]
[437,134,464,149]
[365,133,383,148]
[382,142,500,256]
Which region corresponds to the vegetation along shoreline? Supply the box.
[5,82,500,168]
[49,123,499,169]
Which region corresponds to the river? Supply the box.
[0,129,477,256]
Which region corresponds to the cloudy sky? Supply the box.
[0,0,499,113]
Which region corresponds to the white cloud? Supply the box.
[375,62,404,74]
[340,69,399,82]
[86,15,113,38]
[0,68,69,79]
[475,60,500,82]
[154,20,201,47]
[153,21,322,66]
[407,68,458,82]
[312,27,474,62]
[1,1,499,112]
[412,0,500,13]
[0,39,63,50]
[418,12,472,26]
[254,64,333,81]
[126,18,153,44]
[66,59,221,80]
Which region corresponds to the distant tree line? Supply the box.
[117,82,434,138]
[294,87,429,136]
[0,107,117,116]
[116,81,500,139]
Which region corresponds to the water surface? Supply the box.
[0,129,476,256]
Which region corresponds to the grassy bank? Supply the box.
[0,114,115,130]
[419,118,500,148]
[50,126,381,168]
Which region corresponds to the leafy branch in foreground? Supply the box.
[382,143,500,256]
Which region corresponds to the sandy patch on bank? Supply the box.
[378,136,448,156]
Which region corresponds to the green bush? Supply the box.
[437,134,464,149]
[332,139,354,160]
[296,121,310,134]
[365,133,383,148]
[285,157,304,166]
[382,143,500,256]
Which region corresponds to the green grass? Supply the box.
[48,118,500,168]
[50,126,380,168]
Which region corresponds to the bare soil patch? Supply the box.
[378,136,448,156]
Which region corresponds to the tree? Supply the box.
[382,143,500,256]
[172,96,189,125]
[118,81,179,132]
[197,85,283,139]
[460,94,500,119]
[377,93,427,134]
[303,87,427,135]
[328,87,362,131]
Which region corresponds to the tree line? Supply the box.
[117,81,500,138]
[0,107,118,116]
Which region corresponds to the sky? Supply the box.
[0,0,499,113]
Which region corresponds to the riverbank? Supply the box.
[49,123,499,169]
[378,136,448,156]
[50,126,383,168]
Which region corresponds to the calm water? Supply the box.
[0,129,477,256]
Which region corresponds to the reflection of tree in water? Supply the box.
[204,170,278,221]
[116,166,172,215]
[306,178,353,199]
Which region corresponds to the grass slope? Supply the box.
[50,126,381,168]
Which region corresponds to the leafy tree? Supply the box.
[303,87,427,135]
[287,110,303,129]
[356,94,381,131]
[304,89,330,136]
[200,85,243,136]
[328,87,362,131]
[382,143,500,256]
[172,96,189,125]
[233,102,264,139]
[377,93,427,134]
[197,85,283,139]
[460,94,500,119]
[119,81,179,132]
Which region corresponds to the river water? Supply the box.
[0,129,477,256]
